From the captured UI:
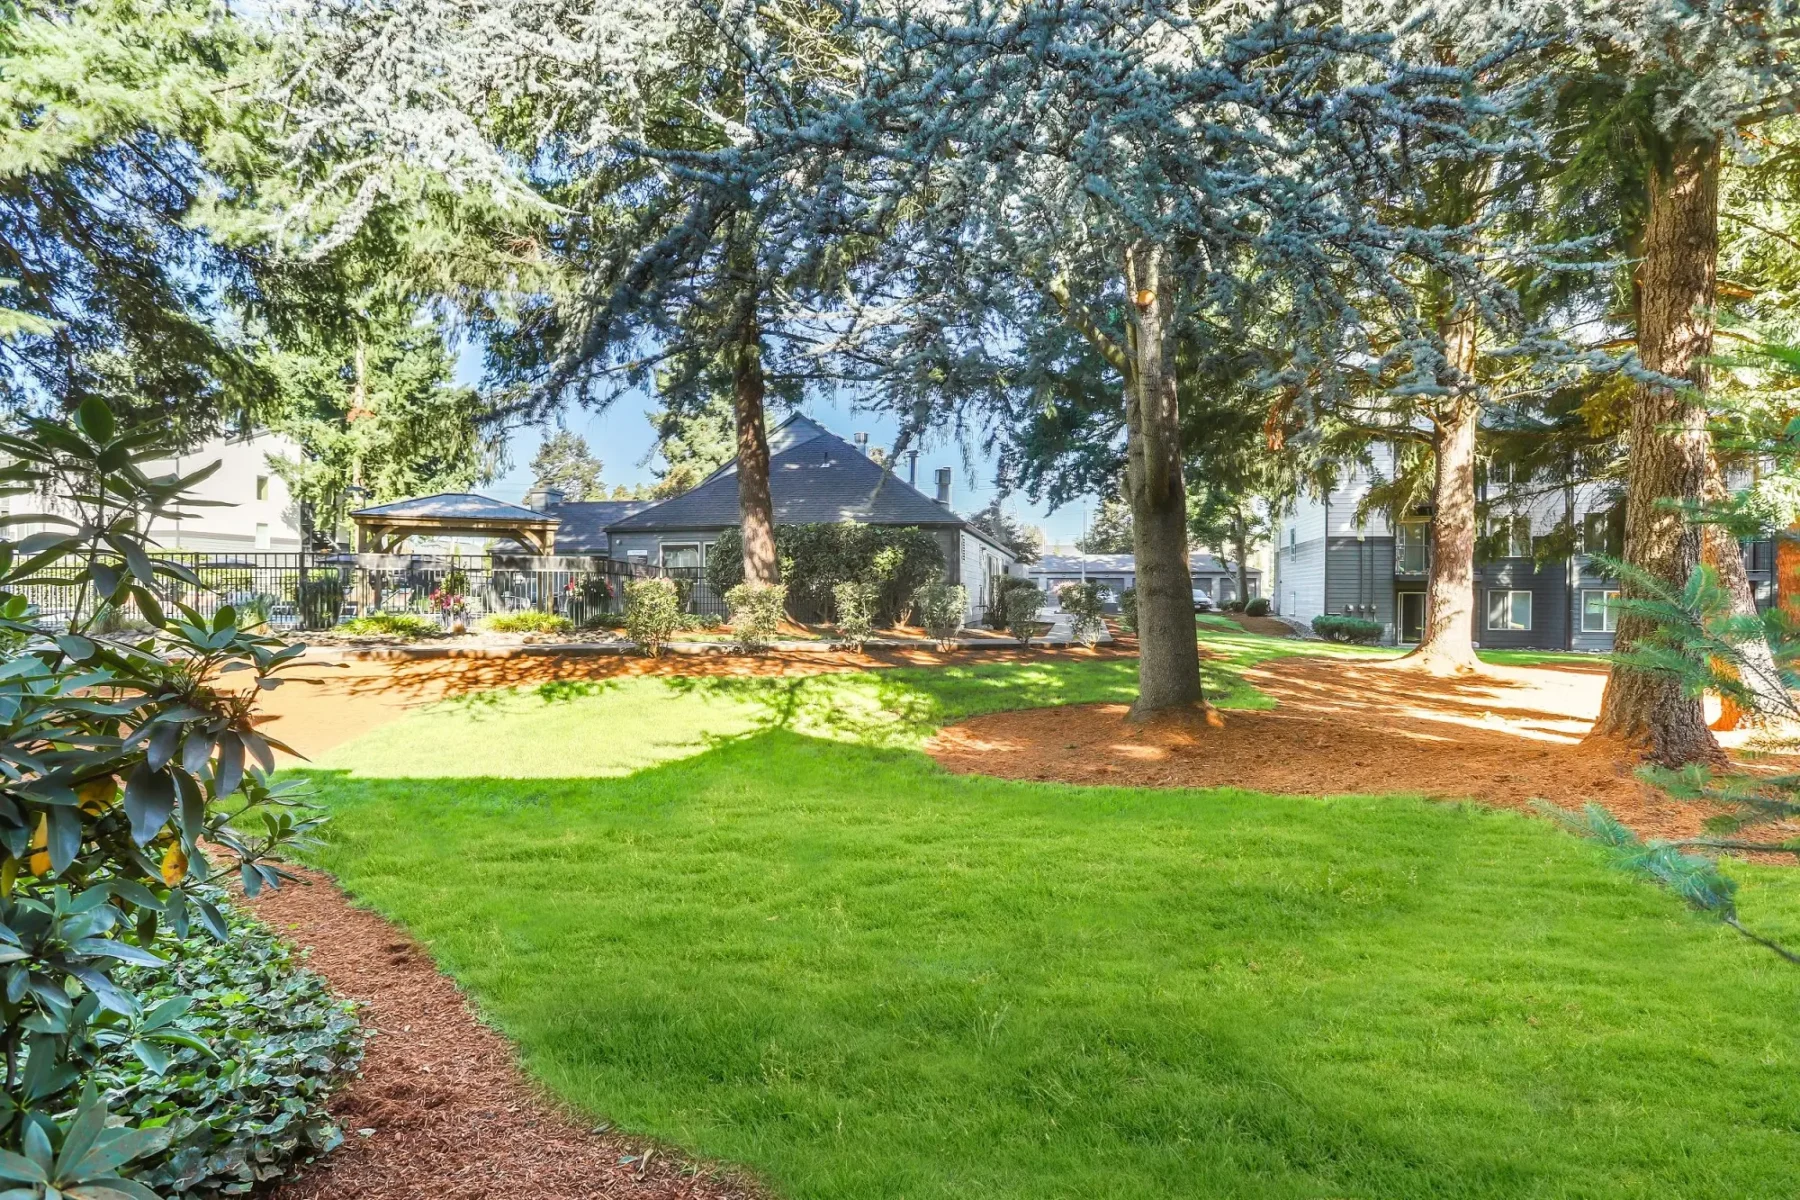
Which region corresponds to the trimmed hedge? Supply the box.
[1245,597,1270,616]
[1312,614,1383,643]
[106,899,363,1196]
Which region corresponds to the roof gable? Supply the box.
[610,420,962,532]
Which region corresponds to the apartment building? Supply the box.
[1270,446,1776,651]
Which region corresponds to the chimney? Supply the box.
[854,432,870,455]
[934,466,952,507]
[907,449,919,486]
[523,486,563,511]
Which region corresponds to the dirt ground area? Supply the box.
[246,870,760,1200]
[254,643,1134,760]
[928,655,1797,842]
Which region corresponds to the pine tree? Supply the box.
[1548,0,1800,766]
[530,431,605,502]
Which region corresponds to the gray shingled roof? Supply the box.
[543,500,656,553]
[609,416,964,532]
[351,492,552,523]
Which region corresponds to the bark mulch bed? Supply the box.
[244,868,761,1200]
[927,654,1800,844]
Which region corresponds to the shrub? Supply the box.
[1221,598,1246,613]
[986,575,1041,630]
[1245,596,1270,617]
[481,611,575,634]
[913,579,967,650]
[1003,584,1041,646]
[106,898,363,1195]
[1118,586,1138,633]
[624,577,682,655]
[1312,614,1384,643]
[708,524,944,624]
[1058,581,1107,647]
[832,581,879,651]
[725,583,786,652]
[295,570,343,630]
[0,399,319,1184]
[337,611,442,638]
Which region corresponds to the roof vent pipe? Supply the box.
[935,467,952,507]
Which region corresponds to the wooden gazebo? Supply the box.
[350,493,559,554]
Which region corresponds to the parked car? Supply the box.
[1192,590,1215,612]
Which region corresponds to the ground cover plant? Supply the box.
[292,628,1800,1200]
[480,611,575,634]
[337,612,443,639]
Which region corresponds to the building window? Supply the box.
[254,522,270,550]
[1486,589,1533,631]
[1582,509,1622,557]
[661,543,702,571]
[1397,520,1430,573]
[1487,514,1531,559]
[255,475,269,501]
[1581,589,1620,633]
[1288,527,1296,551]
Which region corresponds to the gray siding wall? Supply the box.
[1325,537,1396,633]
[1475,558,1570,650]
[1568,555,1617,653]
[1274,536,1326,621]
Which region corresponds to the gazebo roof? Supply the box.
[350,492,559,554]
[352,493,548,522]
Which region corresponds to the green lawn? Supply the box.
[294,644,1800,1200]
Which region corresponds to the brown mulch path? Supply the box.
[259,643,1133,760]
[928,654,1800,844]
[244,868,761,1200]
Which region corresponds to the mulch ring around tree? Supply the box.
[926,654,1800,844]
[243,869,762,1200]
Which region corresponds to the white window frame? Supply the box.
[660,542,703,570]
[1486,589,1533,632]
[1581,588,1620,634]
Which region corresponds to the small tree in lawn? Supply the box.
[624,579,682,656]
[1058,582,1107,648]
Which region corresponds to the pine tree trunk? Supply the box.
[731,303,780,589]
[1122,241,1205,718]
[1235,521,1249,607]
[1406,391,1481,672]
[1588,140,1723,767]
[1701,458,1785,729]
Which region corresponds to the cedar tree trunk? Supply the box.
[1407,390,1481,672]
[1588,140,1723,767]
[1122,241,1205,718]
[732,304,780,589]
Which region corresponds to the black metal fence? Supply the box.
[16,552,728,633]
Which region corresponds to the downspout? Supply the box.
[1564,477,1576,651]
[1322,492,1330,616]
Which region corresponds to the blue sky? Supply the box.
[465,346,1099,544]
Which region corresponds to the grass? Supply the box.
[293,634,1800,1199]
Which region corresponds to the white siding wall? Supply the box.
[141,432,305,552]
